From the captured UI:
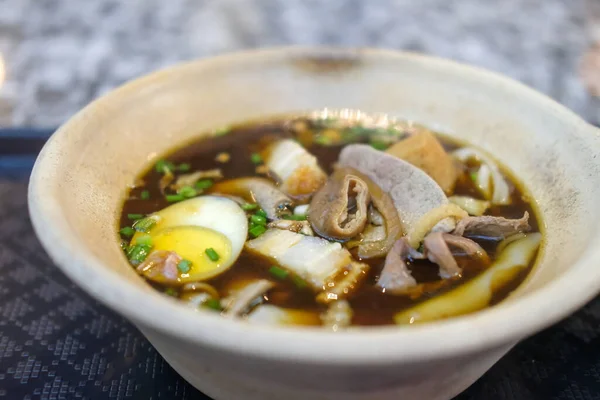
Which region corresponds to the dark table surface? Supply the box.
[1,130,599,400]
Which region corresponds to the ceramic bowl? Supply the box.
[28,47,600,400]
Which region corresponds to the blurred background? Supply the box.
[0,0,598,128]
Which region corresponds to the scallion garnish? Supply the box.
[315,135,332,146]
[135,234,152,246]
[177,163,191,172]
[469,171,478,182]
[269,266,289,280]
[205,248,220,262]
[177,259,192,273]
[241,203,258,211]
[133,216,158,233]
[250,214,267,225]
[140,190,150,200]
[292,276,308,289]
[250,153,263,164]
[155,159,175,174]
[214,126,230,137]
[127,243,152,265]
[165,287,178,297]
[249,224,267,238]
[178,186,197,198]
[283,214,307,221]
[255,209,267,219]
[195,179,213,190]
[127,213,144,220]
[204,298,223,311]
[417,243,425,253]
[166,194,185,203]
[370,140,388,151]
[119,227,135,237]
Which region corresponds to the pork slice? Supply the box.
[453,212,530,240]
[376,238,423,293]
[424,232,490,279]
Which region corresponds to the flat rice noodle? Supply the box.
[449,196,491,216]
[338,145,462,248]
[394,233,541,325]
[246,305,321,326]
[453,147,511,205]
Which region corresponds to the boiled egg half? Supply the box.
[131,196,247,284]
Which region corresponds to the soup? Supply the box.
[118,113,542,328]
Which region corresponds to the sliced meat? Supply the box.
[245,229,352,289]
[263,139,327,198]
[309,169,370,240]
[136,250,182,284]
[386,129,459,194]
[268,219,314,236]
[223,280,275,317]
[424,232,490,279]
[210,177,293,220]
[376,238,423,293]
[453,212,530,240]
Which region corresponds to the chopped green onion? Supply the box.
[417,243,425,253]
[205,248,220,262]
[283,214,307,221]
[255,209,267,219]
[177,259,192,273]
[166,194,185,203]
[469,171,478,182]
[269,266,289,280]
[177,163,191,172]
[195,179,213,190]
[315,135,332,145]
[127,243,152,265]
[155,159,175,174]
[370,140,388,151]
[241,203,258,211]
[133,216,158,233]
[135,234,152,246]
[177,186,197,198]
[214,126,230,136]
[140,190,150,200]
[250,214,267,225]
[203,298,223,311]
[249,224,267,238]
[127,213,144,220]
[119,226,135,237]
[250,153,263,164]
[292,276,308,289]
[165,287,178,297]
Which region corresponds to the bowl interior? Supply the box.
[29,47,600,362]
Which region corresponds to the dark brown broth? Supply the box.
[119,118,540,326]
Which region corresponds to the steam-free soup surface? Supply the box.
[119,115,541,327]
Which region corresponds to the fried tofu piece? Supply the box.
[386,130,458,194]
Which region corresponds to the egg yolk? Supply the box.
[149,226,233,282]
